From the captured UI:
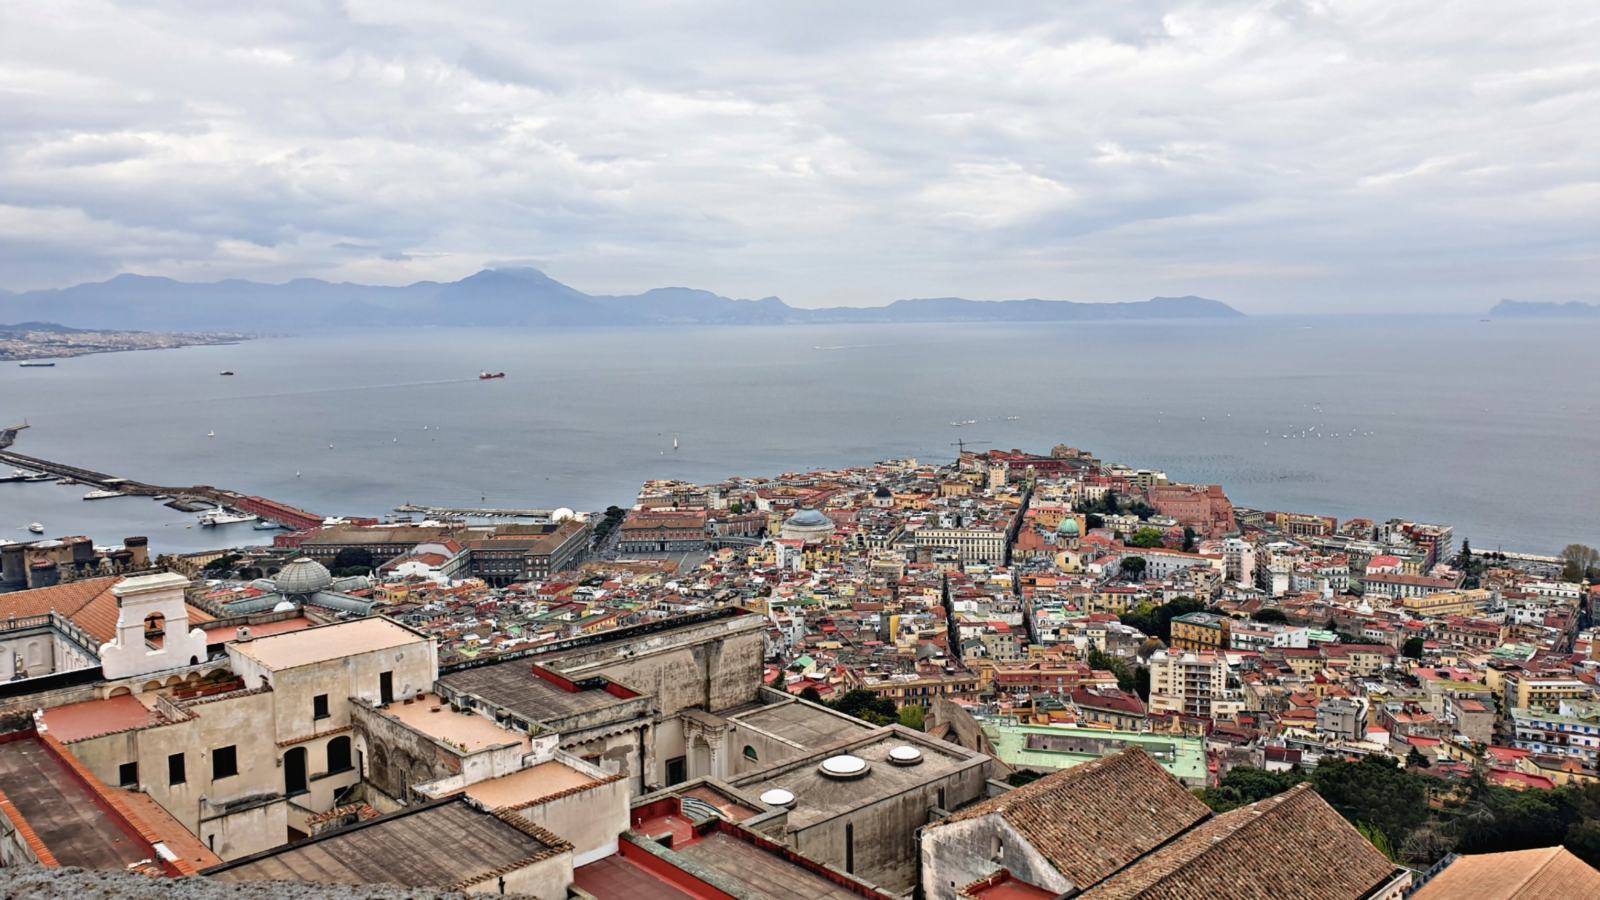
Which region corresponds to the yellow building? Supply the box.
[1402,589,1489,618]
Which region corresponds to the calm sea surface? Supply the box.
[1,319,1595,555]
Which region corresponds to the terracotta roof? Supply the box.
[939,749,1210,888]
[1076,784,1401,900]
[1412,846,1600,899]
[0,576,214,645]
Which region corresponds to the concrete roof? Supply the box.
[463,761,600,811]
[0,734,152,870]
[377,693,529,754]
[438,661,640,724]
[207,797,569,890]
[729,728,984,829]
[229,617,425,671]
[40,695,161,743]
[730,699,875,749]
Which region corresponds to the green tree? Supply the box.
[1088,648,1135,693]
[799,686,823,704]
[1121,556,1147,580]
[1085,513,1105,530]
[1007,770,1044,787]
[203,553,242,573]
[1311,755,1429,850]
[1198,765,1305,812]
[898,705,926,731]
[1357,822,1398,862]
[1562,544,1599,582]
[828,689,898,726]
[1405,746,1431,769]
[1253,608,1289,625]
[331,547,374,576]
[1402,637,1425,659]
[1130,527,1165,549]
[1182,526,1198,553]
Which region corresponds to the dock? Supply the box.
[393,503,559,520]
[0,424,324,530]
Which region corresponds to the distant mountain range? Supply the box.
[0,268,1244,331]
[1489,299,1600,318]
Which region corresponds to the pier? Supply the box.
[0,424,325,530]
[393,503,560,520]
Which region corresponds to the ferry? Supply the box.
[479,371,506,380]
[17,361,55,368]
[83,489,122,500]
[27,523,44,534]
[199,510,258,527]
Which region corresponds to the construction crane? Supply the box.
[950,438,991,459]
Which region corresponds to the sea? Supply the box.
[1,318,1595,556]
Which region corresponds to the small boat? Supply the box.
[18,361,55,368]
[479,371,506,380]
[83,489,122,500]
[207,430,216,438]
[253,520,282,531]
[22,472,52,482]
[199,510,257,527]
[219,370,235,376]
[0,469,31,484]
[27,523,44,534]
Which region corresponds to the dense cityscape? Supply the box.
[2,439,1597,897]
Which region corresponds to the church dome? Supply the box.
[781,507,836,541]
[786,508,831,528]
[1057,517,1081,537]
[873,485,892,498]
[275,557,332,596]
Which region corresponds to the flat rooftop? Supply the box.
[731,700,875,749]
[729,732,982,829]
[438,661,641,724]
[575,855,698,900]
[208,797,564,889]
[229,617,426,670]
[463,760,599,810]
[0,735,151,870]
[676,830,868,900]
[40,694,161,743]
[379,693,530,754]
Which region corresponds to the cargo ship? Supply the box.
[18,361,56,368]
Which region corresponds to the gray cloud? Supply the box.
[0,0,1595,311]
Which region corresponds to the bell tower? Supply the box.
[99,572,208,678]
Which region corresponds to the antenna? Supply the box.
[950,438,991,458]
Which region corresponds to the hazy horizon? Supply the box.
[3,2,1596,313]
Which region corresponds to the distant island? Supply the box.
[0,321,248,362]
[0,268,1244,331]
[1488,299,1600,318]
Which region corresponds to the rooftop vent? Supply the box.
[759,788,797,808]
[818,754,870,779]
[887,745,924,766]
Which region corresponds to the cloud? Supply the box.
[0,0,1595,311]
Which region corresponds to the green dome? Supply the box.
[1057,517,1081,536]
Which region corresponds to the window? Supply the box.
[118,761,138,788]
[327,736,352,773]
[379,671,394,705]
[313,694,330,720]
[212,745,238,780]
[743,745,759,762]
[845,823,854,874]
[168,753,186,786]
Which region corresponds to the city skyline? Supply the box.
[2,2,1597,312]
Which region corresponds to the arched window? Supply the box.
[327,736,353,773]
[743,745,759,763]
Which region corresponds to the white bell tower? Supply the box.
[99,572,208,679]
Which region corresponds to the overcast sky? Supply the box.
[2,2,1596,312]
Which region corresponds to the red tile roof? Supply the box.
[940,749,1210,888]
